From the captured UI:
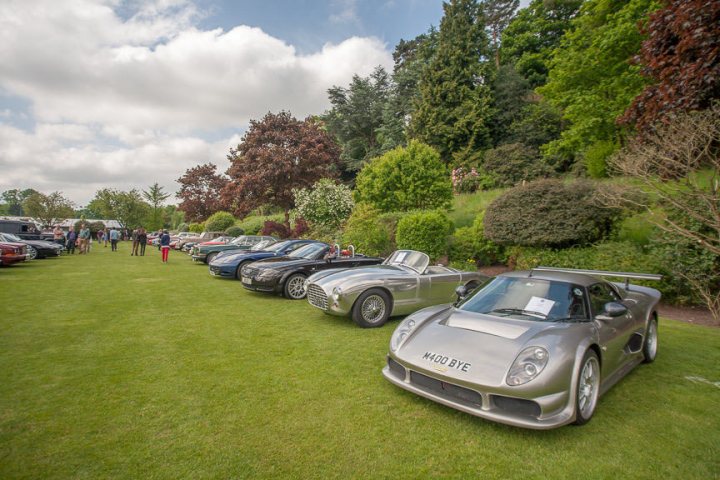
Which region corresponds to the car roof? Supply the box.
[499,269,604,287]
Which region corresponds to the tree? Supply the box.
[410,0,494,165]
[176,163,228,222]
[500,0,583,87]
[482,0,519,68]
[22,191,74,227]
[354,141,453,212]
[620,0,720,131]
[88,189,150,229]
[538,0,660,163]
[222,111,341,227]
[142,183,171,231]
[2,188,39,216]
[323,67,393,175]
[490,64,532,146]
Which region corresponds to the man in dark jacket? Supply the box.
[160,230,171,263]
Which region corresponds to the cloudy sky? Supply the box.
[0,0,524,206]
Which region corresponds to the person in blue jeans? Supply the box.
[109,228,120,251]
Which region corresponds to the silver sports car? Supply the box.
[383,267,662,429]
[306,250,487,327]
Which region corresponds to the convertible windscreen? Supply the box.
[250,240,276,251]
[288,243,327,259]
[383,250,429,273]
[459,277,589,322]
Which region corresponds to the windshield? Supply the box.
[250,240,276,251]
[459,276,589,322]
[230,235,251,246]
[288,243,327,259]
[383,250,429,273]
[0,233,22,242]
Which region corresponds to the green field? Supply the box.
[1,246,718,479]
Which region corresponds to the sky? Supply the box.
[0,0,527,207]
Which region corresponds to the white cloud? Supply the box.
[0,0,393,204]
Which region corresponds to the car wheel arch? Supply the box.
[351,286,394,316]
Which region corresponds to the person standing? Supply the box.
[104,228,110,248]
[109,228,120,251]
[160,229,171,263]
[137,227,148,256]
[78,224,91,254]
[130,228,139,256]
[53,225,65,251]
[66,228,77,254]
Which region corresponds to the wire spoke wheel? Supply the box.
[361,295,386,324]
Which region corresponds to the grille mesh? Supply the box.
[307,284,328,310]
[409,371,482,406]
[387,357,406,379]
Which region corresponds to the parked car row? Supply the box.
[187,235,663,430]
[0,220,66,266]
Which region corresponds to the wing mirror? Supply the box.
[603,302,628,318]
[454,285,469,305]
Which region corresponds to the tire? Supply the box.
[26,245,37,260]
[573,350,600,426]
[205,252,217,264]
[642,317,658,363]
[283,273,307,300]
[235,261,249,280]
[352,288,391,328]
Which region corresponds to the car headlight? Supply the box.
[390,317,418,352]
[332,286,342,301]
[506,347,549,386]
[256,269,280,281]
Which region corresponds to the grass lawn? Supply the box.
[1,245,718,479]
[449,189,505,228]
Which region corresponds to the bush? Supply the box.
[354,141,453,212]
[176,222,188,232]
[484,179,619,248]
[188,222,204,233]
[583,140,616,178]
[449,212,505,267]
[342,204,404,257]
[482,143,554,187]
[293,179,353,230]
[396,210,452,261]
[451,167,496,193]
[204,211,236,232]
[259,218,309,239]
[236,214,284,235]
[224,226,244,237]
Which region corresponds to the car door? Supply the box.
[423,267,462,306]
[589,282,635,379]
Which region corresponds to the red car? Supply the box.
[0,241,28,266]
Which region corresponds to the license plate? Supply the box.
[242,277,252,285]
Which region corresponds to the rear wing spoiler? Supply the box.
[533,266,662,289]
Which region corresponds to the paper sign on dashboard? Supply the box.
[524,296,555,316]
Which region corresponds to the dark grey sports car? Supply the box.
[383,267,662,429]
[0,232,62,259]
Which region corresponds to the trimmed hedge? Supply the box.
[449,212,505,267]
[205,211,236,232]
[484,179,618,247]
[235,214,284,235]
[342,204,404,257]
[396,210,452,261]
[224,226,244,237]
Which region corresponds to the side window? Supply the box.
[588,283,620,316]
[286,242,307,252]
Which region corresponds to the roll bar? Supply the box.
[532,266,662,289]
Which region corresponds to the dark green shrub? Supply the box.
[236,214,284,235]
[205,211,236,232]
[449,212,506,267]
[224,226,244,237]
[354,141,453,212]
[482,143,554,187]
[396,210,452,261]
[484,179,619,247]
[342,204,404,257]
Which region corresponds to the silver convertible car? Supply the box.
[383,267,662,429]
[306,250,487,327]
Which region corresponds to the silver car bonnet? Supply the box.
[311,264,409,289]
[396,309,562,387]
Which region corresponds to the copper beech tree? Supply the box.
[620,0,720,131]
[176,163,229,222]
[222,111,341,227]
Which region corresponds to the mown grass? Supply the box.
[1,246,718,479]
[449,189,505,228]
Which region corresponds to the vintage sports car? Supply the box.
[382,267,662,429]
[191,235,276,263]
[306,250,487,328]
[241,243,383,299]
[0,232,63,260]
[209,239,322,279]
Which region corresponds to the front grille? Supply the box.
[307,284,328,310]
[409,371,482,407]
[491,395,541,418]
[387,357,406,379]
